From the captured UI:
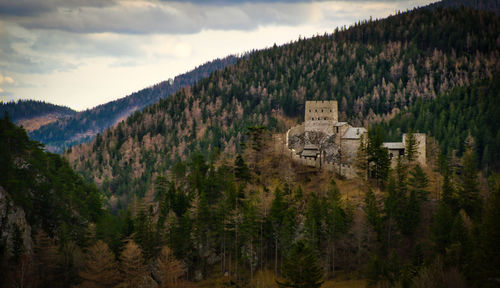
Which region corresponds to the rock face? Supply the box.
[0,186,33,258]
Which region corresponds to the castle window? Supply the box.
[315,109,317,112]
[330,109,332,112]
[324,117,327,120]
[321,109,323,112]
[390,153,393,159]
[336,127,339,133]
[309,110,311,112]
[312,117,314,120]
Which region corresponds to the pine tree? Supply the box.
[405,130,418,164]
[156,246,184,288]
[364,188,382,240]
[459,148,481,219]
[78,240,120,288]
[431,202,453,254]
[408,165,429,201]
[276,240,324,288]
[119,240,147,288]
[354,134,369,182]
[234,154,251,182]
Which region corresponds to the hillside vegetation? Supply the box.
[377,74,500,172]
[67,7,500,204]
[0,99,75,123]
[0,115,103,285]
[29,55,238,152]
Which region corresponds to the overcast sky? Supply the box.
[0,0,436,111]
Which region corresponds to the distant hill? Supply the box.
[65,6,500,202]
[0,100,76,130]
[29,55,239,152]
[430,0,500,14]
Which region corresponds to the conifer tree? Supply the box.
[354,134,369,182]
[119,240,147,288]
[276,240,324,288]
[78,240,120,288]
[234,154,251,182]
[157,246,184,288]
[408,165,429,201]
[459,148,482,219]
[405,130,418,164]
[364,188,382,240]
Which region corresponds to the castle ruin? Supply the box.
[286,100,426,178]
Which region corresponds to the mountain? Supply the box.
[28,55,238,152]
[0,115,103,285]
[377,74,500,172]
[0,100,76,132]
[65,6,500,206]
[429,0,500,14]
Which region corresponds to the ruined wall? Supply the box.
[305,101,338,134]
[341,138,362,163]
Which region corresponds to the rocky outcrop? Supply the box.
[0,186,33,258]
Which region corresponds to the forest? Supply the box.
[28,55,238,153]
[0,100,76,123]
[1,2,499,288]
[2,116,499,287]
[66,6,500,209]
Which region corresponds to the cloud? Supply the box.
[1,0,312,35]
[0,74,14,84]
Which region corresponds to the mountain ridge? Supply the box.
[27,55,239,152]
[66,6,500,206]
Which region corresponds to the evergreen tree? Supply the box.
[276,240,324,288]
[156,246,184,288]
[119,240,147,288]
[408,165,429,201]
[234,154,251,182]
[472,187,500,287]
[459,148,482,219]
[367,128,390,187]
[354,134,369,182]
[78,240,120,288]
[405,130,418,164]
[431,203,454,254]
[364,188,382,241]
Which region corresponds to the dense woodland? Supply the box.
[28,55,238,152]
[2,115,499,287]
[1,2,500,288]
[376,74,500,172]
[67,6,500,207]
[0,100,75,122]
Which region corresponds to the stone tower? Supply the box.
[304,101,338,134]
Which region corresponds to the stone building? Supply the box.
[305,101,339,134]
[286,100,426,177]
[383,133,426,166]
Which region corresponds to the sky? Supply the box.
[0,0,437,111]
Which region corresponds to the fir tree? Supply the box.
[276,240,324,288]
[119,240,147,288]
[78,240,120,288]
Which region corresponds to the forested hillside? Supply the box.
[67,6,500,205]
[0,115,103,285]
[29,55,238,152]
[0,99,75,123]
[377,74,500,172]
[429,0,500,14]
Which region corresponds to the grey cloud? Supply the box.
[0,0,117,17]
[4,1,311,35]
